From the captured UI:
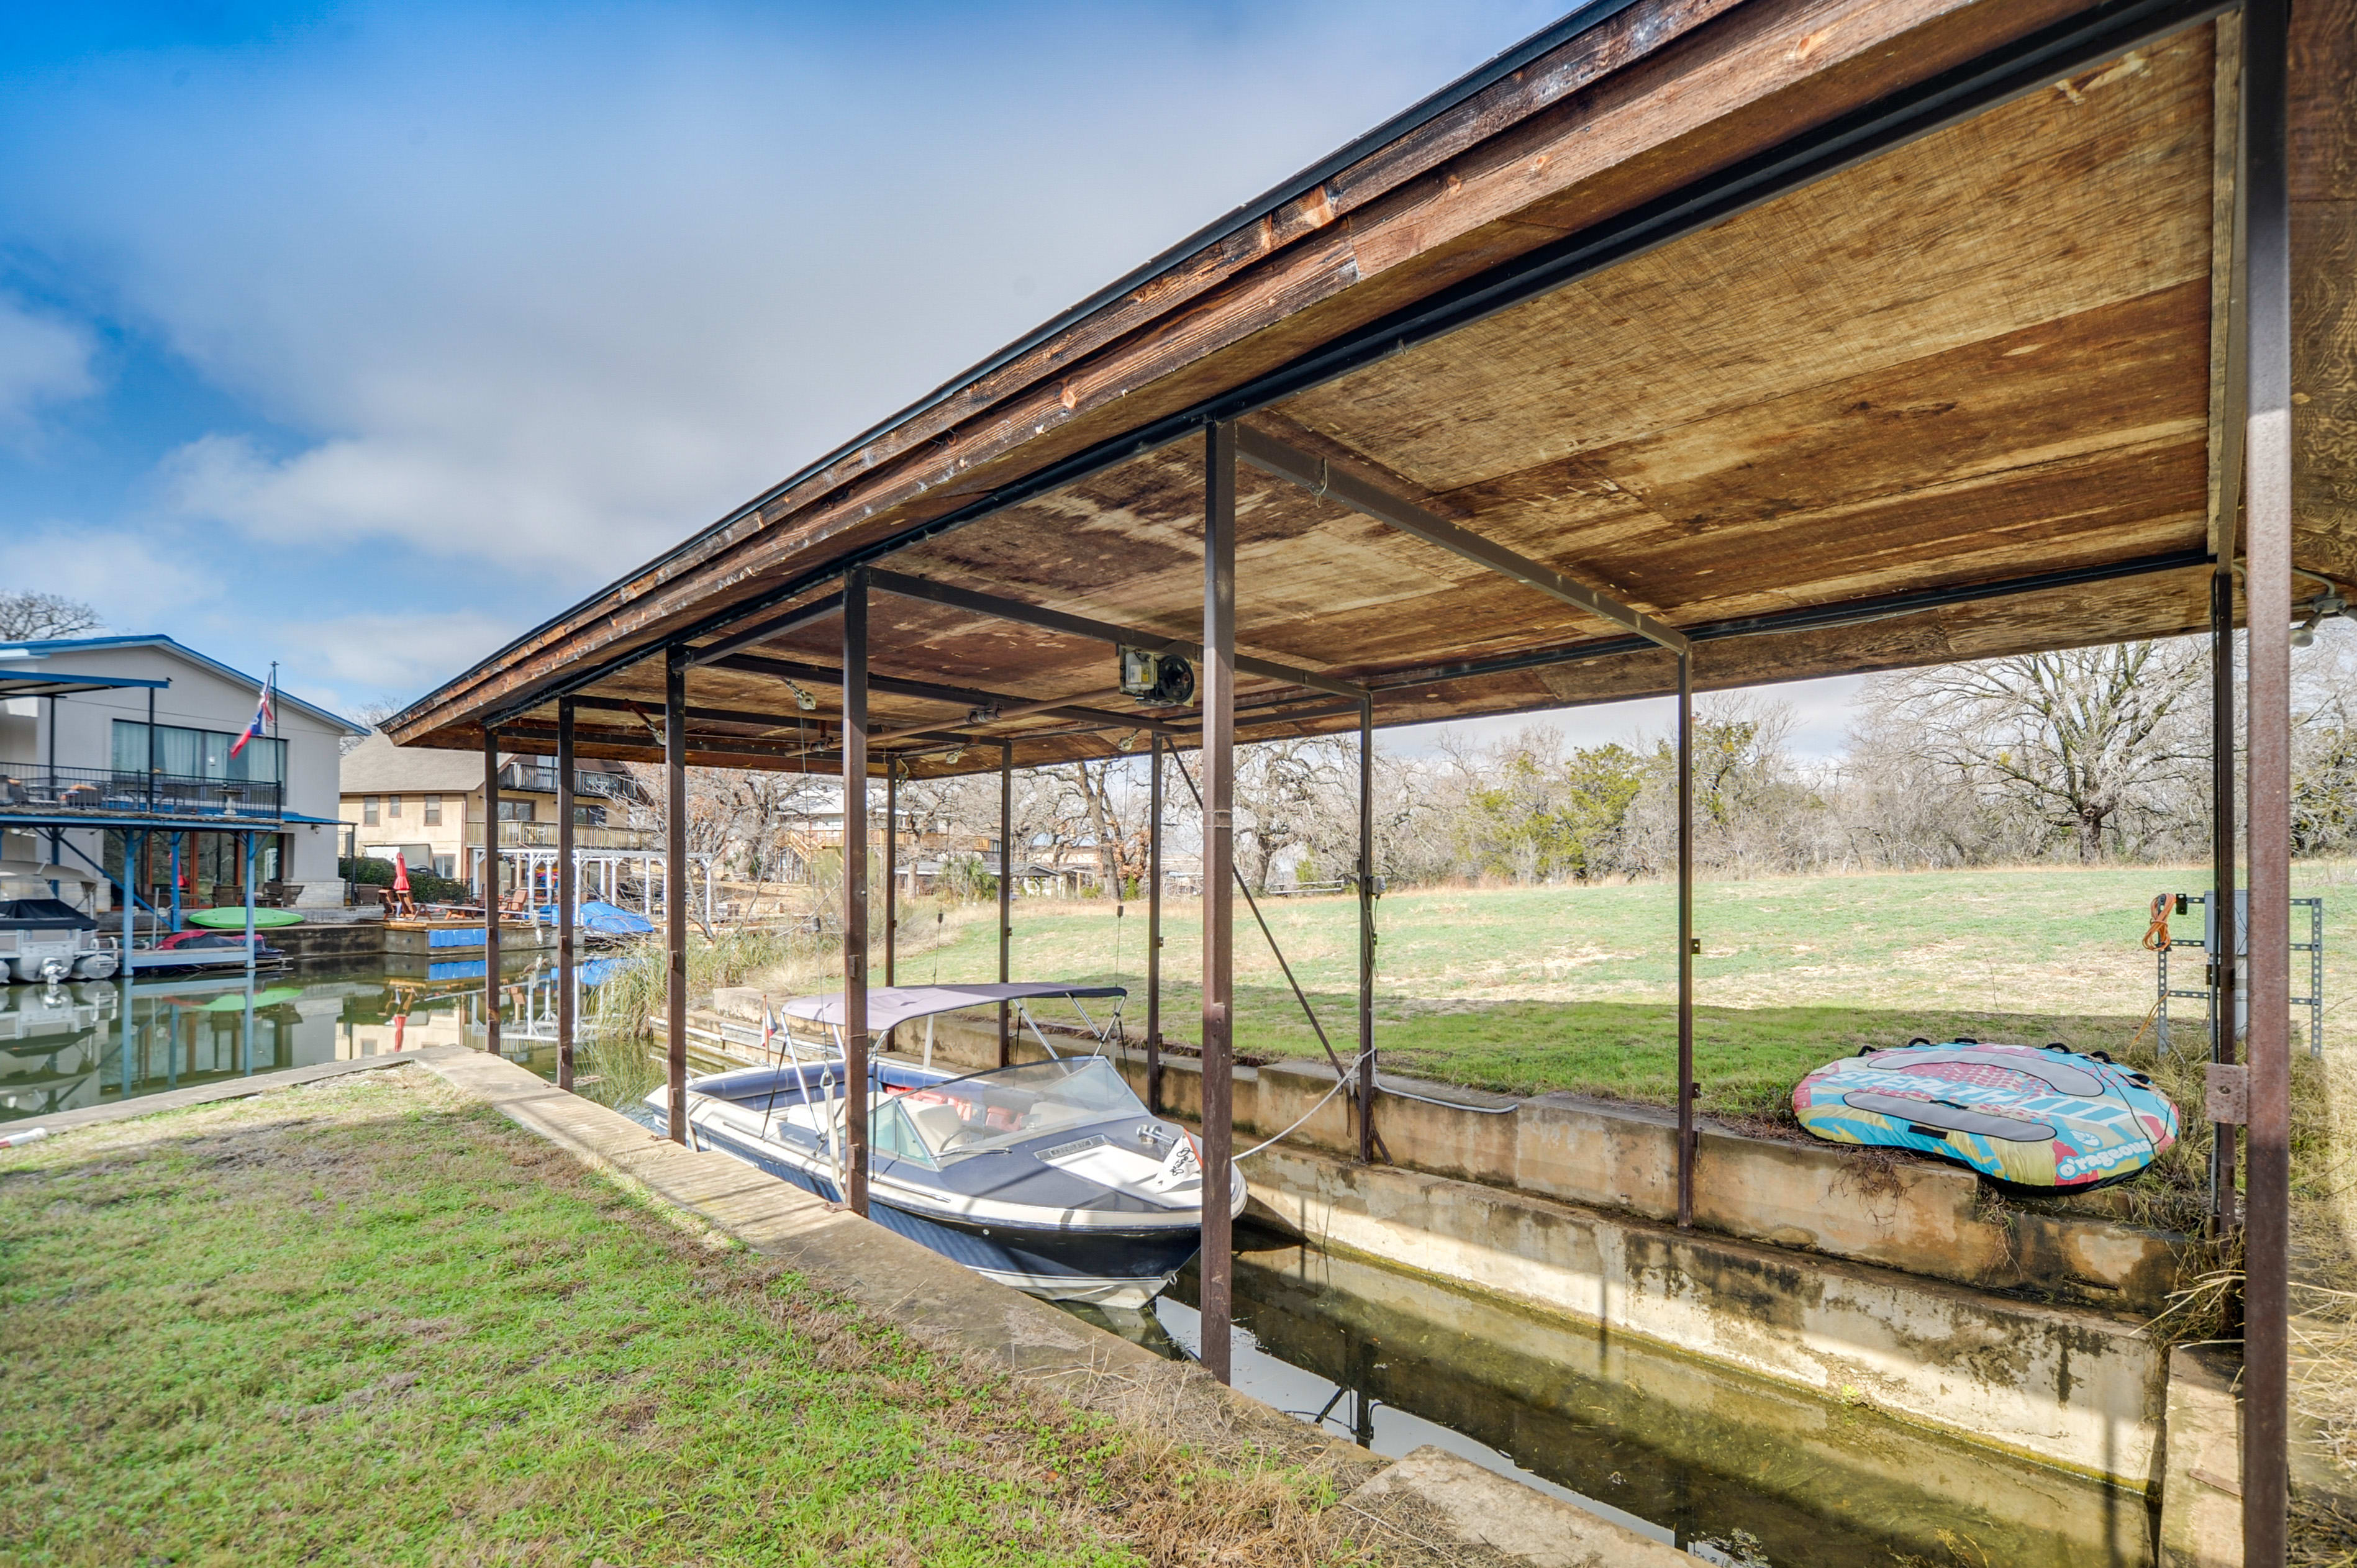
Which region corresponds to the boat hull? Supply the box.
[691,1113,1207,1308]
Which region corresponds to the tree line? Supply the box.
[626,622,2357,895]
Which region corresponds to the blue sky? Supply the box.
[0,0,1864,751]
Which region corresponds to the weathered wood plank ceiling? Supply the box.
[388,0,2356,777]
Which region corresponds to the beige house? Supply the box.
[337,735,651,882]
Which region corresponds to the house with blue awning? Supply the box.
[0,635,366,915]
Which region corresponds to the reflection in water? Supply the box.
[0,954,638,1126]
[1069,1229,2155,1568]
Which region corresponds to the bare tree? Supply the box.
[0,591,102,641]
[1862,641,2209,861]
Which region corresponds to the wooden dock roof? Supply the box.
[388,0,2355,776]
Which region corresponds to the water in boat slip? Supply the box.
[1065,1231,2154,1568]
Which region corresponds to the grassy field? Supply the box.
[0,1070,1356,1567]
[817,861,2357,1116]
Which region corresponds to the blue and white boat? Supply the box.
[652,982,1243,1308]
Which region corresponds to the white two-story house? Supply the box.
[0,636,365,911]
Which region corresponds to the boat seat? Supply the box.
[907,1102,967,1148]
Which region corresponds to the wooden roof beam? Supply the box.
[1233,425,1688,653]
[867,569,1365,699]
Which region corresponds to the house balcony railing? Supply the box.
[0,762,285,820]
[466,820,663,851]
[495,763,644,802]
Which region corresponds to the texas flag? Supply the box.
[761,996,781,1061]
[229,668,276,759]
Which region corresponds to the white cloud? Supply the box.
[0,294,98,439]
[0,1,1562,573]
[271,609,517,712]
[6,521,214,630]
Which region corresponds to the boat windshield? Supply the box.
[889,1058,1147,1162]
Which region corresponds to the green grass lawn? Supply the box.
[845,861,2356,1116]
[0,1071,1351,1567]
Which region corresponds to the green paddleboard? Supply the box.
[187,907,303,929]
[198,987,304,1011]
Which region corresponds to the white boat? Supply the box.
[653,982,1244,1308]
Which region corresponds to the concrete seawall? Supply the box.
[736,999,2191,1312]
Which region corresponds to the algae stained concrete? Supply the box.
[1230,1238,2150,1567]
[1245,1140,2168,1488]
[824,1000,2189,1310]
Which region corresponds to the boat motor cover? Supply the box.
[1792,1040,2179,1191]
[0,899,98,931]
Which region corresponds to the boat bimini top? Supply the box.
[781,981,1127,1065]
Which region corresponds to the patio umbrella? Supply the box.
[391,853,412,895]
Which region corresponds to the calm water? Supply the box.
[0,952,635,1126]
[1065,1231,2158,1568]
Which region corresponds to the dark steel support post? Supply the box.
[483,728,501,1056]
[557,696,577,1093]
[2212,569,2240,1234]
[842,569,872,1217]
[1146,733,1163,1113]
[2241,0,2291,1556]
[998,740,1013,1067]
[664,650,689,1144]
[1356,696,1376,1166]
[1201,420,1238,1384]
[1676,651,1696,1229]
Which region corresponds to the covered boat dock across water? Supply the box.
[388,0,2357,1554]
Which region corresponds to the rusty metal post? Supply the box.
[483,727,502,1057]
[1676,650,1696,1228]
[557,696,577,1092]
[842,568,871,1217]
[1200,419,1238,1384]
[2212,567,2240,1235]
[665,648,688,1145]
[1357,695,1376,1166]
[1147,732,1164,1113]
[2241,0,2290,1556]
[998,739,1013,1067]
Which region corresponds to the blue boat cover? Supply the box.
[1793,1040,2180,1191]
[533,900,657,936]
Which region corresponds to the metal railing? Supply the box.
[465,820,663,851]
[0,762,284,818]
[495,763,643,802]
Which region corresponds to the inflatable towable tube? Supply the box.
[1792,1040,2180,1192]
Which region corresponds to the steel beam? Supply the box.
[868,569,1364,699]
[2240,0,2291,1556]
[1200,420,1238,1385]
[665,648,689,1146]
[558,697,577,1094]
[1676,651,1696,1228]
[571,695,832,731]
[842,571,871,1217]
[2212,566,2239,1236]
[1236,427,1686,652]
[483,727,502,1058]
[684,590,844,668]
[1357,696,1376,1166]
[1147,733,1164,1115]
[998,740,1013,1067]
